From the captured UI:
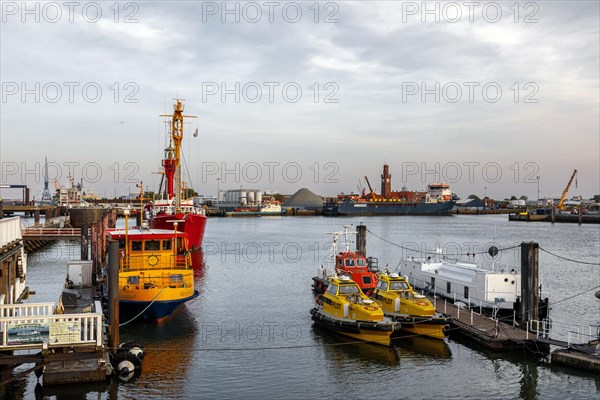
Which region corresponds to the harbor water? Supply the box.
[4,215,600,399]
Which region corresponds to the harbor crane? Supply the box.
[364,176,375,197]
[557,169,577,210]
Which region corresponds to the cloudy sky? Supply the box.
[1,1,598,200]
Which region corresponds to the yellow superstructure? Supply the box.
[311,275,399,346]
[372,272,450,340]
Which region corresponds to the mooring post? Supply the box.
[520,242,540,327]
[108,240,120,350]
[356,224,367,256]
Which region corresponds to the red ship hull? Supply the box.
[150,213,207,250]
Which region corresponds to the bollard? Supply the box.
[470,309,473,326]
[444,299,447,314]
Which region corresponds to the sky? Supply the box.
[1,1,599,201]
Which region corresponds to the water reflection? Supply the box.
[119,307,198,398]
[392,335,452,360]
[311,325,401,366]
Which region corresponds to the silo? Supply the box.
[248,191,255,204]
[240,190,247,205]
[255,190,263,204]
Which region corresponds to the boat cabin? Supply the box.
[335,251,378,292]
[108,229,190,270]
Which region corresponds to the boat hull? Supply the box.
[324,200,455,216]
[120,290,199,322]
[310,307,398,346]
[387,314,451,340]
[150,213,207,249]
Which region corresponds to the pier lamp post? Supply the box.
[123,208,130,267]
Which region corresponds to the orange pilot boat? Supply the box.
[312,225,380,297]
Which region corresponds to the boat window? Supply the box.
[357,259,366,267]
[431,277,435,288]
[170,274,184,283]
[118,239,125,249]
[127,276,140,285]
[379,281,389,291]
[390,281,409,291]
[446,281,451,294]
[338,285,360,294]
[337,258,343,266]
[464,286,469,299]
[144,240,160,251]
[131,241,142,251]
[327,285,338,295]
[162,240,172,250]
[344,259,355,267]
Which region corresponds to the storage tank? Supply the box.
[255,191,263,204]
[248,191,255,204]
[240,191,247,205]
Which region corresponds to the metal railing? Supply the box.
[22,227,81,236]
[119,270,195,290]
[120,252,191,271]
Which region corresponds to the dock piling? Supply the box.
[520,242,540,325]
[108,240,120,350]
[356,224,367,255]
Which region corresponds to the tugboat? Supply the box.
[149,99,207,250]
[108,219,199,322]
[312,226,379,296]
[372,270,451,340]
[310,275,400,346]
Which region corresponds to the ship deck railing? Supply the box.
[119,253,192,271]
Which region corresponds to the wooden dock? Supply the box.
[434,297,550,353]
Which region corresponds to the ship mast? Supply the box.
[160,99,197,212]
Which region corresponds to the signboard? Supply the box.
[49,321,81,344]
[7,323,49,345]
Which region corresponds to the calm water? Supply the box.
[4,215,600,399]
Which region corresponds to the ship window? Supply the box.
[338,285,360,294]
[344,259,355,267]
[327,285,338,295]
[464,286,469,299]
[357,259,366,266]
[170,274,183,283]
[380,281,389,291]
[118,239,125,249]
[390,281,409,291]
[337,258,342,266]
[144,240,160,251]
[127,276,140,285]
[431,277,435,288]
[131,241,142,251]
[362,276,372,285]
[447,282,451,294]
[162,240,172,250]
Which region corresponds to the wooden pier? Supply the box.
[434,298,550,353]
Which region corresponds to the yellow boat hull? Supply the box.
[310,308,398,346]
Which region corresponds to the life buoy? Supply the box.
[416,301,428,307]
[148,255,158,266]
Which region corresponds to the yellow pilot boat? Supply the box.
[109,225,199,322]
[372,271,451,340]
[310,275,400,346]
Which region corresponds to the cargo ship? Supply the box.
[149,99,207,249]
[225,201,285,217]
[323,164,456,216]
